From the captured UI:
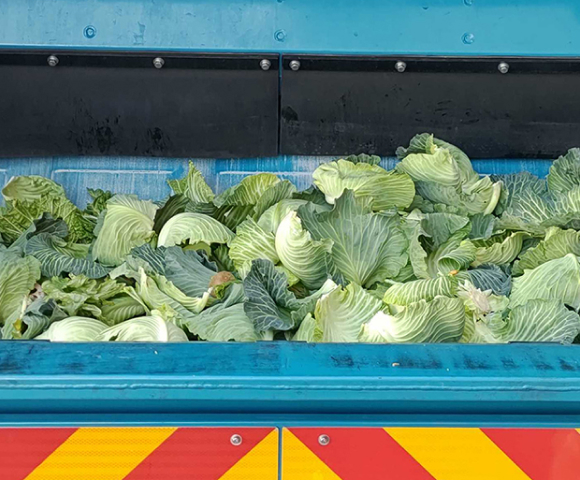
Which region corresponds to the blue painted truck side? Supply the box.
[0,0,579,431]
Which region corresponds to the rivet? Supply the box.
[47,55,59,67]
[318,434,330,446]
[289,60,301,71]
[260,59,271,71]
[84,25,97,39]
[230,434,243,446]
[274,29,287,42]
[395,61,406,73]
[153,57,165,69]
[498,61,509,74]
[464,0,473,5]
[462,32,475,44]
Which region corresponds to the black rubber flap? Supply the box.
[280,55,580,158]
[0,51,279,158]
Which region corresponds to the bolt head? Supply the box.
[498,61,509,74]
[47,55,59,67]
[462,32,475,45]
[260,59,271,71]
[395,61,407,73]
[153,57,165,69]
[84,25,97,39]
[289,60,301,71]
[230,434,243,446]
[318,434,330,446]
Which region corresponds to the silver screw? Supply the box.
[230,434,242,446]
[318,434,330,446]
[395,61,407,73]
[498,61,509,74]
[289,60,301,71]
[47,55,59,67]
[260,59,271,71]
[153,57,165,69]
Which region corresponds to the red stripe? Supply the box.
[0,427,77,480]
[483,428,580,480]
[125,427,272,480]
[291,428,435,480]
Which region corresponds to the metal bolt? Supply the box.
[47,55,59,67]
[260,59,271,71]
[395,61,407,73]
[289,60,301,71]
[498,61,509,74]
[464,0,473,5]
[153,57,165,69]
[318,434,330,446]
[462,32,475,45]
[274,29,287,42]
[84,25,97,39]
[230,434,243,446]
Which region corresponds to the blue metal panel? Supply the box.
[0,0,580,56]
[0,342,579,427]
[0,156,554,207]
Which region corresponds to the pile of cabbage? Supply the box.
[2,133,580,344]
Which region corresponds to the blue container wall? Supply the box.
[0,156,556,206]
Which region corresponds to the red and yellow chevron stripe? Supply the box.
[282,427,580,480]
[0,427,278,480]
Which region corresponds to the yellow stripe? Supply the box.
[281,429,342,480]
[385,427,531,480]
[219,429,279,480]
[25,427,176,480]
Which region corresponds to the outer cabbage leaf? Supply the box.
[547,148,580,193]
[42,275,125,317]
[25,233,110,278]
[472,300,580,344]
[513,227,580,275]
[383,276,457,306]
[510,254,580,309]
[229,218,278,277]
[214,173,280,207]
[0,176,93,244]
[292,313,318,342]
[361,296,466,343]
[0,252,41,325]
[99,295,147,326]
[36,316,108,342]
[243,259,302,332]
[96,312,188,342]
[491,171,547,215]
[163,247,219,298]
[158,212,233,247]
[313,283,383,342]
[298,191,408,287]
[313,160,415,210]
[2,296,67,340]
[185,284,258,342]
[252,180,297,220]
[91,195,157,266]
[461,264,512,296]
[471,232,527,267]
[168,161,215,203]
[275,211,332,289]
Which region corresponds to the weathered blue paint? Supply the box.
[0,156,555,207]
[0,342,579,426]
[1,0,580,57]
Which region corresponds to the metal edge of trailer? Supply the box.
[0,342,579,427]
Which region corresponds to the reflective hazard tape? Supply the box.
[0,427,278,480]
[282,427,580,480]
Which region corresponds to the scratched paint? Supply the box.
[0,156,553,208]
